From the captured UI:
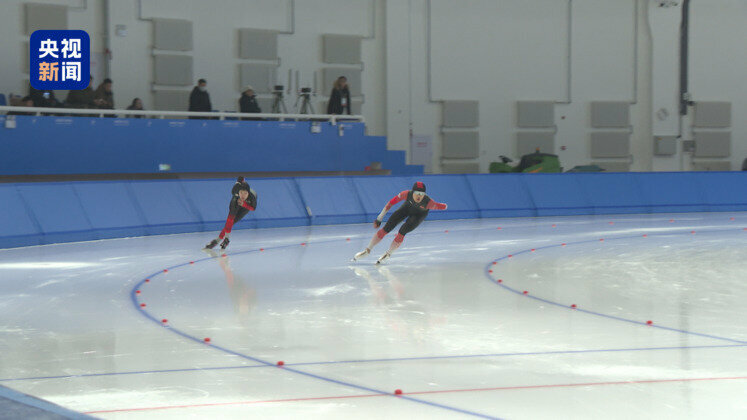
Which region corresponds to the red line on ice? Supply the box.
[84,375,747,414]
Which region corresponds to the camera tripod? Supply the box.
[295,92,315,114]
[271,91,287,114]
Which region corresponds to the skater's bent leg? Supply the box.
[368,208,406,250]
[219,215,236,239]
[234,208,249,223]
[399,214,426,236]
[386,214,426,254]
[219,208,247,241]
[218,198,243,240]
[367,228,388,249]
[386,233,405,254]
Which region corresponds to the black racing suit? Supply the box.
[382,191,433,236]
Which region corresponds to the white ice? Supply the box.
[0,213,746,419]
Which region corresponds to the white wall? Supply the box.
[648,0,682,171]
[689,0,747,170]
[420,0,646,172]
[1,0,745,171]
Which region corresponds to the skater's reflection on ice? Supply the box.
[203,249,257,324]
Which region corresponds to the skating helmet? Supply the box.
[412,181,426,193]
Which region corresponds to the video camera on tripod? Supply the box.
[271,85,287,114]
[266,70,318,115]
[295,87,315,114]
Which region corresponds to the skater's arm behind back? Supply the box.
[426,199,447,210]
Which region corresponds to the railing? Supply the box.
[0,106,364,124]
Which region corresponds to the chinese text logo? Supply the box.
[30,30,90,90]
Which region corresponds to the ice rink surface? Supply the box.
[1,213,745,419]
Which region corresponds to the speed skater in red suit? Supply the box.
[205,177,257,250]
[352,181,447,264]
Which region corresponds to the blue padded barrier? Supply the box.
[295,177,366,225]
[127,180,204,235]
[413,175,479,220]
[351,176,416,221]
[521,174,593,216]
[694,172,747,212]
[165,179,230,232]
[1,172,746,250]
[634,172,710,213]
[573,173,650,215]
[247,178,310,228]
[72,182,148,239]
[16,183,98,244]
[465,174,537,218]
[0,185,43,248]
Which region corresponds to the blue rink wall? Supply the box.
[0,172,746,249]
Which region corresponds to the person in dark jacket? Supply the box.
[93,78,114,110]
[239,86,261,113]
[326,76,351,115]
[28,84,61,108]
[239,85,261,120]
[189,78,212,119]
[7,96,35,116]
[126,98,144,118]
[65,76,98,109]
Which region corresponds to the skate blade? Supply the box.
[376,253,390,265]
[201,249,220,258]
[352,251,369,261]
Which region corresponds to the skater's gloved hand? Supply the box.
[373,219,381,228]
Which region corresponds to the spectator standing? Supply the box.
[326,76,351,115]
[239,85,261,118]
[189,78,212,119]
